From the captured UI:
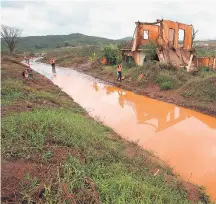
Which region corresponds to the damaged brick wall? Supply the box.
[134,20,193,50]
[135,23,159,49]
[121,19,215,70]
[177,22,193,50]
[196,57,216,70]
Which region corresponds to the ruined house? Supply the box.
[121,19,216,70]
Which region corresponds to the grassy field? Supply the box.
[42,46,216,116]
[1,57,211,203]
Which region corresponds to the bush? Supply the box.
[160,81,174,90]
[102,44,120,65]
[155,71,183,89]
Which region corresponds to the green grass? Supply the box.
[1,79,25,105]
[160,81,174,90]
[1,109,194,203]
[1,71,83,110]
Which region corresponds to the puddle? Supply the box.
[30,60,216,200]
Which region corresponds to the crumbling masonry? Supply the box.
[121,19,216,70]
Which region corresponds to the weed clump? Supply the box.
[160,81,174,90]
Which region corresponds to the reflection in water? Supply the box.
[29,62,216,201]
[52,67,56,79]
[118,90,124,108]
[105,85,216,131]
[93,82,99,92]
[52,67,57,79]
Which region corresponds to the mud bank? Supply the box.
[72,62,216,117]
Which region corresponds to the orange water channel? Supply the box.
[31,61,216,200]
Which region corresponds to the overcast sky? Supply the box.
[1,0,216,40]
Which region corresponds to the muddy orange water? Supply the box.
[31,61,216,200]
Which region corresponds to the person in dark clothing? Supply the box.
[50,58,56,73]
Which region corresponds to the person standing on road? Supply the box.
[117,63,123,82]
[50,58,56,73]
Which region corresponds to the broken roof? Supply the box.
[121,40,133,50]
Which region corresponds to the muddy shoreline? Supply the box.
[62,63,216,117]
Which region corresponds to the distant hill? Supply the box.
[194,40,216,45]
[118,36,133,41]
[1,33,131,53]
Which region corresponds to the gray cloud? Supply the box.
[1,1,216,40]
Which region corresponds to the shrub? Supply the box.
[155,71,182,89]
[102,44,120,65]
[160,81,174,90]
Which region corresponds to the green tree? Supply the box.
[102,44,119,65]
